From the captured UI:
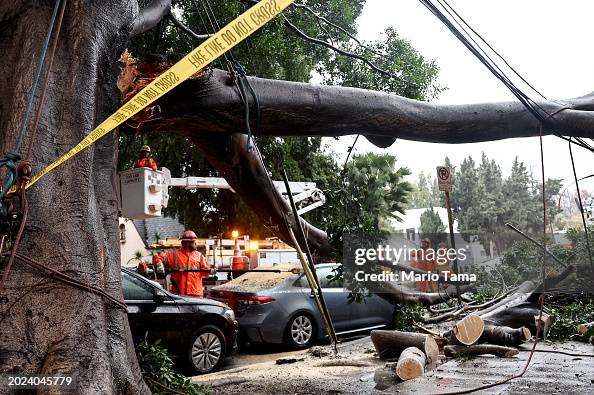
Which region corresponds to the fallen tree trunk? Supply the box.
[479,325,531,347]
[376,282,475,306]
[475,281,536,318]
[188,132,332,256]
[443,314,485,346]
[480,302,543,333]
[526,265,576,304]
[423,288,519,324]
[370,330,439,364]
[148,69,594,144]
[396,347,426,381]
[475,266,574,332]
[444,344,519,358]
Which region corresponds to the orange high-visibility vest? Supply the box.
[134,157,158,170]
[166,249,209,297]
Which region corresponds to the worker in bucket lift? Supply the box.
[133,145,158,170]
[165,230,211,297]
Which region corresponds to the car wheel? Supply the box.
[285,313,316,349]
[186,325,225,375]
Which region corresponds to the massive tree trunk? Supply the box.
[145,69,594,145]
[0,2,148,394]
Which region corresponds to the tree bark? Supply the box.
[0,2,149,394]
[444,344,519,358]
[376,282,475,306]
[480,302,542,333]
[145,69,594,145]
[478,325,531,347]
[187,132,332,256]
[475,281,536,318]
[370,330,439,364]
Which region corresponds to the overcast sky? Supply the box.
[325,0,594,191]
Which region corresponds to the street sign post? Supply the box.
[437,166,452,192]
[436,166,461,304]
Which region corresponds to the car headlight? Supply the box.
[223,308,235,321]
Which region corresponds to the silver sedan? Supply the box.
[209,263,394,348]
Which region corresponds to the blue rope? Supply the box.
[0,0,60,204]
[15,0,61,153]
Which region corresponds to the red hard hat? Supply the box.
[180,230,197,241]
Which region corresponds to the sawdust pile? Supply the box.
[213,264,299,294]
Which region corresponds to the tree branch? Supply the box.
[142,69,594,146]
[167,13,211,41]
[282,16,399,80]
[186,132,333,256]
[131,0,172,37]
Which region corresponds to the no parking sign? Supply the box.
[436,166,452,192]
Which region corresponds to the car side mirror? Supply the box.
[153,287,167,304]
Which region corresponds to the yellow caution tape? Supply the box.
[24,0,295,190]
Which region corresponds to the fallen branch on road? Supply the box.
[444,344,519,358]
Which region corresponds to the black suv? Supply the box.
[122,268,238,374]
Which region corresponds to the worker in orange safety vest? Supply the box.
[166,230,210,297]
[133,145,158,170]
[411,238,437,292]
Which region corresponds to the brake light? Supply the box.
[246,296,273,304]
[208,290,273,312]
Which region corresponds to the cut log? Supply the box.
[577,322,594,334]
[370,330,439,364]
[396,347,426,381]
[444,344,519,358]
[444,314,485,346]
[534,312,552,339]
[479,325,531,347]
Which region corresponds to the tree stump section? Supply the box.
[444,314,485,345]
[371,330,439,364]
[577,322,594,334]
[444,344,519,358]
[396,347,426,381]
[479,325,531,347]
[534,312,551,339]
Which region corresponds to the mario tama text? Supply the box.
[342,233,477,292]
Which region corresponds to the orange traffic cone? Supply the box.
[231,239,248,278]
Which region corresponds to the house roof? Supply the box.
[391,207,458,233]
[133,216,185,246]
